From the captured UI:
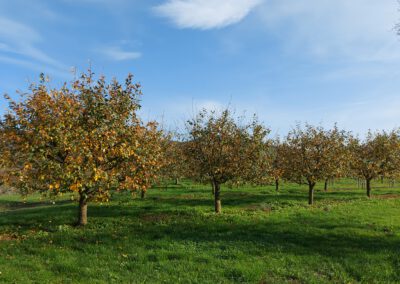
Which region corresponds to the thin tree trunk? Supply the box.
[141,189,146,199]
[213,181,221,213]
[175,178,179,185]
[308,182,315,205]
[211,181,215,196]
[366,178,372,198]
[275,178,279,192]
[78,193,88,226]
[324,178,328,192]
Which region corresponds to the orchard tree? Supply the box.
[269,139,287,191]
[349,130,400,198]
[0,115,21,188]
[2,71,164,225]
[321,125,350,191]
[283,124,348,205]
[137,122,166,199]
[159,137,188,186]
[0,125,9,186]
[184,109,270,213]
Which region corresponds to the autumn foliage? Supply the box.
[184,109,270,213]
[158,136,188,186]
[282,124,350,204]
[1,71,400,221]
[1,72,164,225]
[349,130,400,198]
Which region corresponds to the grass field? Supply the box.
[0,180,399,283]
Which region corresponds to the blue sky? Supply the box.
[1,0,400,135]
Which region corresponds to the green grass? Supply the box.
[0,180,399,283]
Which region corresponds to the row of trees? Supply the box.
[175,119,400,210]
[1,72,399,225]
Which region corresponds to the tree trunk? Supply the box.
[175,178,179,185]
[211,181,215,196]
[213,181,221,213]
[324,179,328,192]
[78,193,88,226]
[141,189,146,199]
[366,178,371,198]
[275,179,279,191]
[308,182,315,205]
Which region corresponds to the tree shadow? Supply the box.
[1,196,399,282]
[147,190,367,209]
[77,206,400,283]
[0,199,73,211]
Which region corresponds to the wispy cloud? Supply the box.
[0,55,70,79]
[256,0,400,62]
[62,0,128,4]
[0,17,65,70]
[154,0,263,30]
[97,45,142,61]
[323,95,400,134]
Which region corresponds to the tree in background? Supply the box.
[269,139,287,192]
[137,122,166,200]
[159,136,188,187]
[1,71,164,225]
[0,125,10,187]
[184,109,270,213]
[349,130,400,198]
[283,124,348,205]
[321,125,350,191]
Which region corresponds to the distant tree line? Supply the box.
[1,71,400,225]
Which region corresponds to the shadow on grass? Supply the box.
[1,184,399,282]
[1,196,400,282]
[1,190,399,258]
[10,201,397,279]
[1,200,398,252]
[145,190,368,209]
[0,189,381,227]
[0,199,74,211]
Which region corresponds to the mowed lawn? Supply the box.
[0,180,399,283]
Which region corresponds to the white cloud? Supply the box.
[154,0,263,29]
[97,46,142,61]
[0,42,9,50]
[0,17,64,69]
[322,96,400,135]
[0,55,70,79]
[195,100,226,111]
[256,0,400,62]
[63,0,128,4]
[0,18,40,43]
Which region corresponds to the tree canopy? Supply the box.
[283,124,349,204]
[1,71,164,225]
[184,109,270,213]
[349,130,400,198]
